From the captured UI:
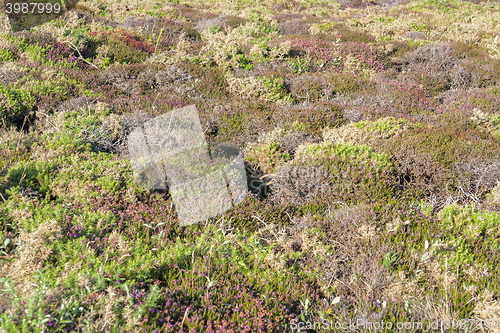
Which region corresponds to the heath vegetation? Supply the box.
[1,0,500,331]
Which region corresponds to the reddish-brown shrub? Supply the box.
[317,204,393,301]
[278,18,312,36]
[270,163,332,206]
[277,131,321,157]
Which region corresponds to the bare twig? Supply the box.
[15,115,29,152]
[61,40,100,70]
[180,307,190,330]
[252,215,268,227]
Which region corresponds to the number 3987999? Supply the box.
[5,2,62,14]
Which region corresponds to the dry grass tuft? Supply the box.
[148,32,193,65]
[33,11,91,46]
[91,286,128,332]
[107,231,130,255]
[225,73,282,102]
[473,289,500,333]
[314,204,396,301]
[256,215,329,272]
[0,61,24,86]
[470,108,500,137]
[491,182,500,207]
[75,285,141,333]
[0,14,12,34]
[1,220,62,297]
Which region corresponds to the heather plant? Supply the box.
[88,29,154,64]
[294,142,393,172]
[359,78,438,119]
[277,131,321,158]
[322,116,423,148]
[435,203,500,274]
[270,141,398,207]
[0,85,36,126]
[278,102,345,135]
[403,43,456,75]
[285,72,374,103]
[437,87,500,115]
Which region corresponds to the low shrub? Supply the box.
[270,162,332,206]
[469,108,500,140]
[243,128,292,174]
[278,18,311,36]
[0,84,36,126]
[438,87,500,115]
[372,120,500,197]
[0,49,14,63]
[88,30,154,65]
[285,74,328,102]
[403,43,456,76]
[415,73,450,96]
[295,142,393,171]
[317,203,394,301]
[317,22,376,44]
[362,78,438,119]
[0,62,25,85]
[277,131,321,157]
[177,61,229,98]
[270,141,398,206]
[323,116,422,148]
[276,102,345,135]
[436,203,500,272]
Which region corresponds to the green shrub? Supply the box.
[0,49,14,62]
[353,116,418,136]
[23,44,47,63]
[298,142,393,171]
[27,79,73,102]
[5,162,45,195]
[272,142,398,206]
[0,84,36,122]
[417,74,450,96]
[437,203,500,269]
[259,74,288,101]
[88,30,154,65]
[107,37,149,64]
[236,53,253,70]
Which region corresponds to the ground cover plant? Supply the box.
[1,0,500,332]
